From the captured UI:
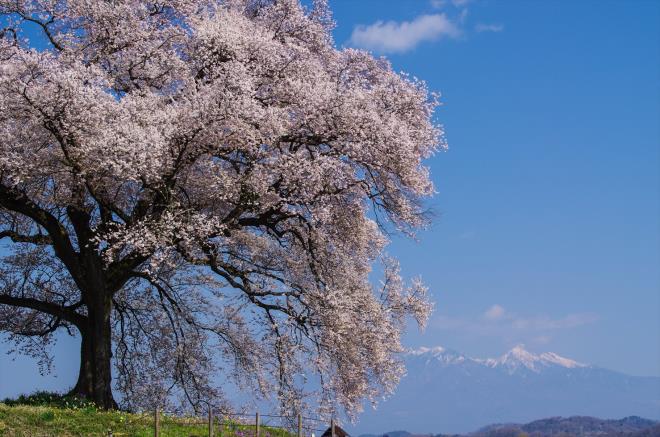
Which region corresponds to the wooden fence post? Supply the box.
[255,412,260,437]
[209,406,214,437]
[297,413,302,437]
[330,419,335,437]
[154,407,160,437]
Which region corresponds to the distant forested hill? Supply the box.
[359,415,659,437]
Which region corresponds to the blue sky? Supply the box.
[1,0,659,401]
[329,0,660,377]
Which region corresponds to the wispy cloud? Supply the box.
[431,0,471,8]
[348,14,460,54]
[458,230,477,240]
[532,335,552,345]
[484,304,505,320]
[432,305,599,337]
[511,313,599,330]
[476,23,504,33]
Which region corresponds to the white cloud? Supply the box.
[348,14,460,54]
[475,23,504,33]
[484,304,505,320]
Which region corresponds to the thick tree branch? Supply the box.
[0,230,51,245]
[0,185,83,285]
[0,294,86,328]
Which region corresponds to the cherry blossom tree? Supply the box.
[0,0,442,414]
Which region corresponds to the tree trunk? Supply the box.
[68,294,116,409]
[70,328,94,399]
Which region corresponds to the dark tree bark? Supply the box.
[63,206,121,409]
[0,185,123,409]
[68,300,116,409]
[70,328,94,400]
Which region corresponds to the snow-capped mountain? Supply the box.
[406,344,588,374]
[349,345,660,435]
[410,344,589,372]
[482,344,587,372]
[408,346,469,365]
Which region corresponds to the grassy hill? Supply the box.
[0,395,291,437]
[2,403,159,436]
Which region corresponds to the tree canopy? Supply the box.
[0,0,442,416]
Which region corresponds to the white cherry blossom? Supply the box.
[0,0,442,417]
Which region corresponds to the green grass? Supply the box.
[0,402,294,437]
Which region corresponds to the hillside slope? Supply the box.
[0,403,202,436]
[0,403,288,437]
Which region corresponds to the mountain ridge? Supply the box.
[349,345,660,435]
[408,344,591,374]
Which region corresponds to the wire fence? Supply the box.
[110,408,336,437]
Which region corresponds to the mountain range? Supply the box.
[358,416,659,437]
[350,345,660,435]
